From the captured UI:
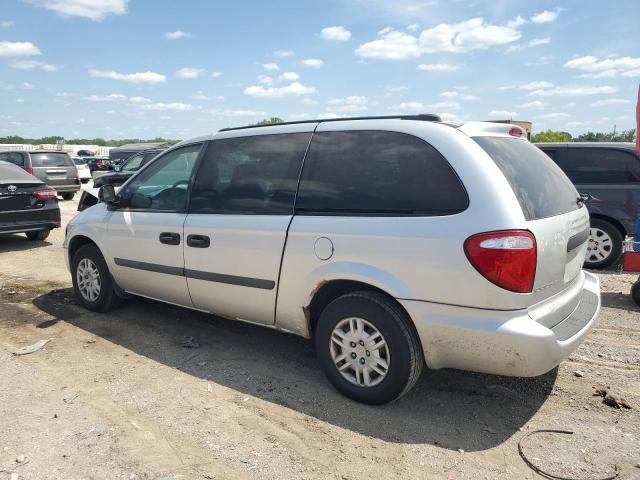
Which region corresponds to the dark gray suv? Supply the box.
[536,142,639,268]
[0,150,81,200]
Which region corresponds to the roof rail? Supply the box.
[218,113,442,132]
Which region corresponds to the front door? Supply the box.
[105,143,204,306]
[183,129,313,325]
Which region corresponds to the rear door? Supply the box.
[474,137,589,300]
[183,129,312,325]
[30,152,78,188]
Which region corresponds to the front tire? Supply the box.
[71,244,121,312]
[316,291,424,405]
[61,192,75,200]
[585,219,622,269]
[25,230,50,241]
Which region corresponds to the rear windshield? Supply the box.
[474,137,580,221]
[30,152,74,167]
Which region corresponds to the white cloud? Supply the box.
[536,112,569,120]
[280,71,300,81]
[11,60,57,71]
[222,109,267,117]
[327,95,368,112]
[519,80,554,90]
[528,85,618,97]
[16,98,24,103]
[263,63,279,71]
[518,100,545,110]
[507,37,551,52]
[26,0,128,21]
[301,97,317,105]
[165,30,192,40]
[406,24,420,32]
[590,98,630,107]
[138,102,194,111]
[1,20,15,28]
[274,50,294,57]
[488,110,517,117]
[356,18,521,60]
[417,62,460,71]
[321,25,351,41]
[564,55,640,78]
[40,63,58,72]
[175,67,203,79]
[0,41,41,57]
[386,85,408,92]
[290,113,310,120]
[389,100,460,113]
[258,75,274,85]
[83,93,126,101]
[89,69,166,84]
[530,8,562,24]
[128,96,151,105]
[193,90,210,101]
[244,82,316,98]
[507,16,526,28]
[211,71,223,78]
[106,109,116,114]
[301,58,324,68]
[18,82,35,90]
[440,91,476,100]
[378,26,393,35]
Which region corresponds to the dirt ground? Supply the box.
[1,193,639,480]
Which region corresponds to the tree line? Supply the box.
[531,129,636,143]
[0,136,178,147]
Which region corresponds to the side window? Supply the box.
[122,153,145,172]
[563,148,640,183]
[0,152,26,167]
[296,130,468,215]
[189,132,311,214]
[120,143,203,211]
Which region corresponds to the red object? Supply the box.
[24,167,34,175]
[636,84,640,154]
[623,251,640,272]
[464,230,537,293]
[509,127,523,137]
[33,187,58,201]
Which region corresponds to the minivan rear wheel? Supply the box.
[585,219,622,269]
[316,291,423,404]
[72,244,122,312]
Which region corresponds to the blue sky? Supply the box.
[1,0,639,140]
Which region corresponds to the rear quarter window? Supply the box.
[30,152,74,167]
[474,137,580,221]
[296,130,468,215]
[562,148,640,183]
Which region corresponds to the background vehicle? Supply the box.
[73,158,92,183]
[0,150,80,200]
[65,116,599,404]
[536,142,640,268]
[94,147,165,188]
[108,142,172,163]
[76,149,95,157]
[0,161,60,241]
[85,157,113,173]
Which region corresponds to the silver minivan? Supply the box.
[64,115,600,404]
[0,150,80,200]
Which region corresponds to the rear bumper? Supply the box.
[400,271,600,377]
[0,205,60,234]
[52,184,81,193]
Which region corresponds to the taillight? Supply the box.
[464,230,537,293]
[509,127,523,137]
[33,187,58,201]
[25,167,34,175]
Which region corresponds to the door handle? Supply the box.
[187,234,210,248]
[159,232,181,245]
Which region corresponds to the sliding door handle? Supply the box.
[159,232,181,245]
[187,234,210,248]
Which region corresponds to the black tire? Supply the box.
[61,192,75,200]
[25,229,50,241]
[71,244,122,312]
[315,291,424,405]
[585,219,623,269]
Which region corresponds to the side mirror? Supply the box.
[98,184,117,204]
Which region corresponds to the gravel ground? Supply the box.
[0,193,639,480]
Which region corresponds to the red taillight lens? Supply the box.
[509,127,523,137]
[464,230,537,293]
[33,187,58,201]
[25,167,34,175]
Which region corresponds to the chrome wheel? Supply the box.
[76,258,101,302]
[330,317,390,387]
[586,227,613,263]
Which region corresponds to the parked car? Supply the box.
[85,157,113,173]
[76,149,95,157]
[0,160,61,240]
[73,157,92,184]
[64,115,600,404]
[109,142,172,163]
[0,150,80,200]
[536,142,640,268]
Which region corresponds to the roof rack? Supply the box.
[218,113,441,132]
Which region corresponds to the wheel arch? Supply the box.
[589,214,627,237]
[68,234,100,263]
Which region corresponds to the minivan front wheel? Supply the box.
[72,244,121,312]
[316,291,424,404]
[585,219,622,269]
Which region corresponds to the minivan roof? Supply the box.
[535,142,636,149]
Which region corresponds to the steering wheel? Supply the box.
[172,179,189,189]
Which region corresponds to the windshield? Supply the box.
[122,153,145,172]
[30,152,74,167]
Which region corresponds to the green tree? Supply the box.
[254,117,284,126]
[531,129,573,142]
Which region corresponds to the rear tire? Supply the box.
[585,219,622,269]
[25,230,50,241]
[61,192,75,200]
[71,244,122,312]
[315,291,424,405]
